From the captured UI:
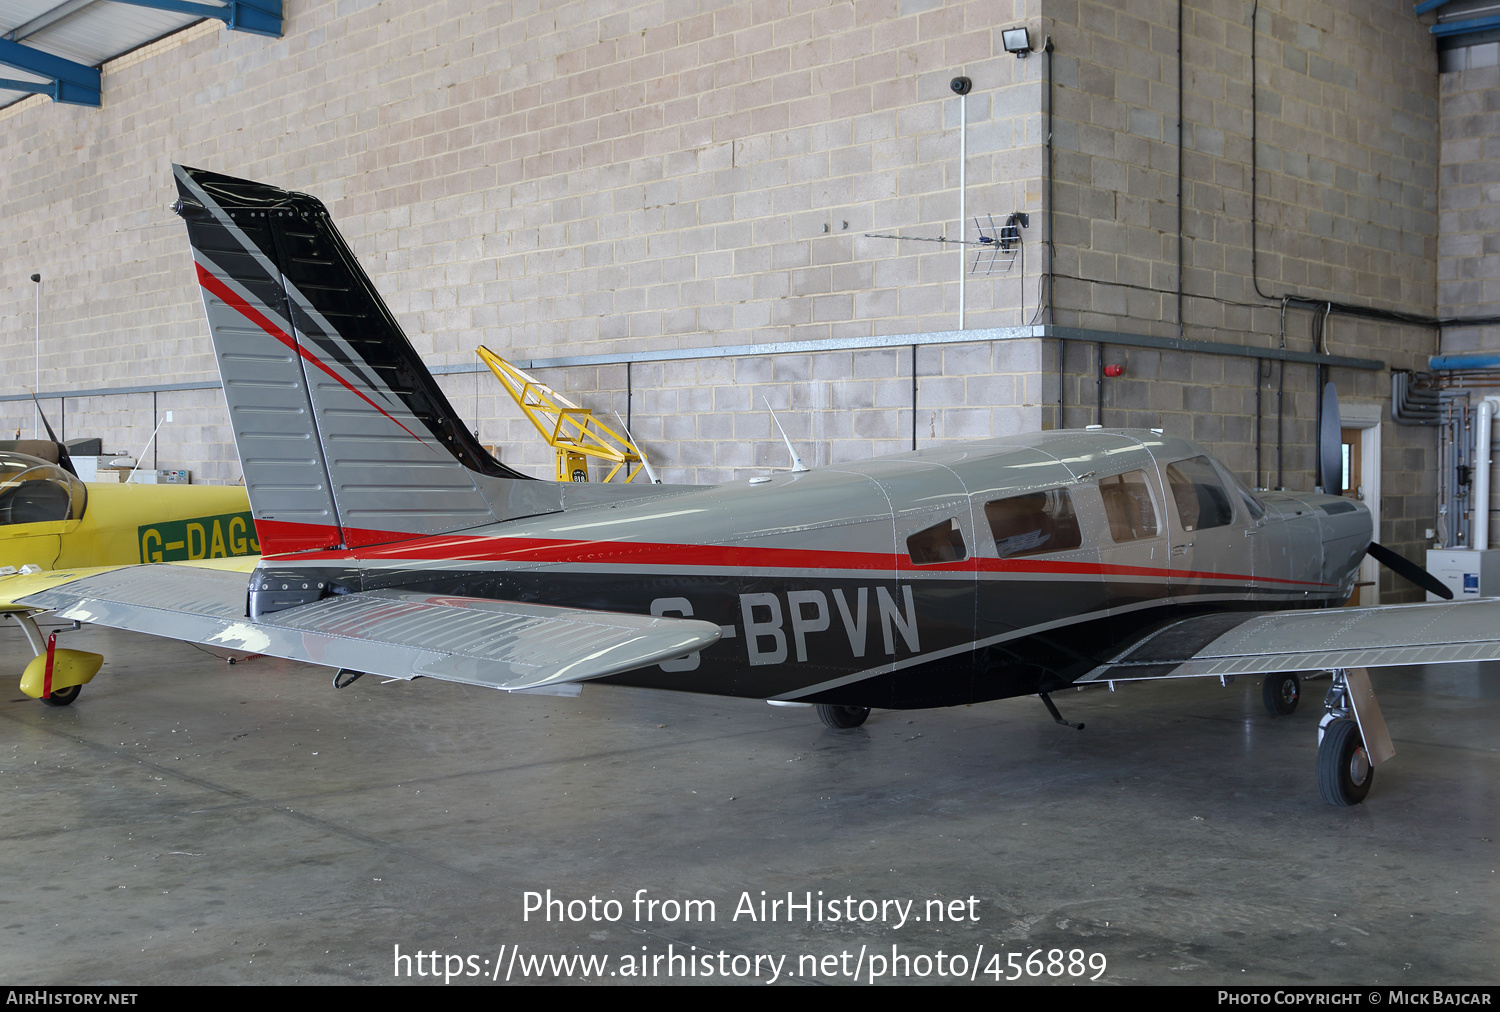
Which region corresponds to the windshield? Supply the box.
[0,452,87,526]
[1211,460,1267,521]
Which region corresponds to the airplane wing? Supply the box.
[1077,599,1500,682]
[15,565,722,692]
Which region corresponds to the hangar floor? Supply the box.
[1,621,1496,986]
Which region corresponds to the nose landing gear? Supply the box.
[1315,668,1392,806]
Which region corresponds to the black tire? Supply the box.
[816,704,870,729]
[1317,718,1372,806]
[41,684,80,707]
[1262,673,1300,716]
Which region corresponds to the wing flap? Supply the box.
[1079,599,1500,682]
[19,565,721,691]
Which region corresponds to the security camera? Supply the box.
[950,76,972,95]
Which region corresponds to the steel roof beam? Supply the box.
[0,37,100,104]
[1430,12,1500,34]
[108,0,281,37]
[4,0,99,42]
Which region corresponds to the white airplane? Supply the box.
[15,166,1499,807]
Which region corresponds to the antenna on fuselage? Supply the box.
[612,412,661,484]
[764,397,810,473]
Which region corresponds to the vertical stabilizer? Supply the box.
[172,165,561,554]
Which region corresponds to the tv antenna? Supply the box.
[865,212,1029,275]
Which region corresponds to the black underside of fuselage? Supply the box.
[276,563,1312,710]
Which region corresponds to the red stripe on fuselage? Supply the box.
[252,518,346,556]
[265,527,1335,587]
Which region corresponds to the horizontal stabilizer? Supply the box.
[1080,599,1500,682]
[19,566,722,691]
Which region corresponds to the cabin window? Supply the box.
[984,488,1083,558]
[1099,470,1159,542]
[1165,456,1234,532]
[906,518,967,565]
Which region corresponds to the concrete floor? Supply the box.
[1,620,1496,986]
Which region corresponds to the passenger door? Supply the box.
[1095,468,1172,612]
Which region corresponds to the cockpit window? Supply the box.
[1165,456,1233,532]
[0,453,86,526]
[1099,470,1159,542]
[984,488,1083,558]
[906,518,967,565]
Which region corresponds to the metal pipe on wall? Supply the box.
[31,273,41,439]
[1473,397,1500,551]
[958,89,966,332]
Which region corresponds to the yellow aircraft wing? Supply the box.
[0,556,261,612]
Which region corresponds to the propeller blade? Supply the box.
[1318,381,1341,494]
[1367,540,1453,600]
[27,390,77,479]
[29,390,60,444]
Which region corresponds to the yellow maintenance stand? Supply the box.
[476,346,658,483]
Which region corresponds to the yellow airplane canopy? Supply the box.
[0,451,86,526]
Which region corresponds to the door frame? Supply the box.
[1342,402,1382,606]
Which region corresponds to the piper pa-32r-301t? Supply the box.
[17,166,1500,807]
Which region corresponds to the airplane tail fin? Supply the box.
[171,165,561,555]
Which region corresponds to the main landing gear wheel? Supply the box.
[40,685,80,708]
[816,704,870,729]
[1262,673,1300,716]
[1317,718,1372,806]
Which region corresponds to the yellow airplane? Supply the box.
[0,448,257,706]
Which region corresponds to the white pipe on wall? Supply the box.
[1476,397,1500,552]
[957,91,966,331]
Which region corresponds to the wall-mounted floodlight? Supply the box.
[1002,27,1032,58]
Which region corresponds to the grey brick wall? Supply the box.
[1438,41,1500,355]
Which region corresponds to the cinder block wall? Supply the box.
[1438,41,1500,355]
[1,0,1046,479]
[1048,1,1438,333]
[444,337,1048,485]
[1435,41,1500,552]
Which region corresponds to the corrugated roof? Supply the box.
[0,0,276,109]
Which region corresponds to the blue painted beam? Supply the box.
[0,77,54,95]
[1431,12,1500,34]
[109,0,282,37]
[0,38,100,105]
[1413,0,1453,14]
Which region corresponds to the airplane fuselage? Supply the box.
[245,429,1370,709]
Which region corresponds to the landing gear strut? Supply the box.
[11,614,101,706]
